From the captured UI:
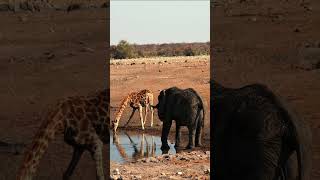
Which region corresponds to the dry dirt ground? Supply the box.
[110,151,210,180]
[213,0,320,179]
[0,9,108,180]
[110,56,210,179]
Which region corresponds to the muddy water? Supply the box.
[110,130,176,163]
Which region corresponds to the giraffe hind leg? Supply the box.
[144,104,149,126]
[124,108,137,128]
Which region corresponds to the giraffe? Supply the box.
[112,89,154,133]
[16,89,109,180]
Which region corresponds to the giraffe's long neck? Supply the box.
[113,94,132,132]
[16,110,64,180]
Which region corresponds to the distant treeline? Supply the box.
[110,40,210,59]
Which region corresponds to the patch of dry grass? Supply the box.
[110,55,209,65]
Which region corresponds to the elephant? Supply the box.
[153,87,205,151]
[211,80,312,180]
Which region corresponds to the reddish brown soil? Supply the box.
[0,9,108,180]
[213,1,320,179]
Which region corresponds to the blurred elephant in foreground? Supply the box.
[211,80,312,180]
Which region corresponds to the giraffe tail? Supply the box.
[112,94,131,133]
[16,109,64,180]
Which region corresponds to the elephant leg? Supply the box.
[195,115,203,147]
[161,120,172,152]
[138,105,145,130]
[63,147,85,180]
[124,108,137,128]
[186,126,196,149]
[175,125,181,149]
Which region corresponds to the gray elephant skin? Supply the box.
[153,87,205,151]
[211,80,312,180]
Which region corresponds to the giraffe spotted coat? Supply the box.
[16,89,109,180]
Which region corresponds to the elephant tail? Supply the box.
[201,102,205,128]
[187,88,205,127]
[195,101,205,128]
[195,91,205,128]
[202,107,205,128]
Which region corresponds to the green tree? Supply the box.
[113,40,135,59]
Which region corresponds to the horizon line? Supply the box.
[110,40,210,46]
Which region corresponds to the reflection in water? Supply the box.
[110,131,175,163]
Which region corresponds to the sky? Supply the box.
[110,1,210,45]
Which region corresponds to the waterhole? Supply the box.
[110,130,176,163]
